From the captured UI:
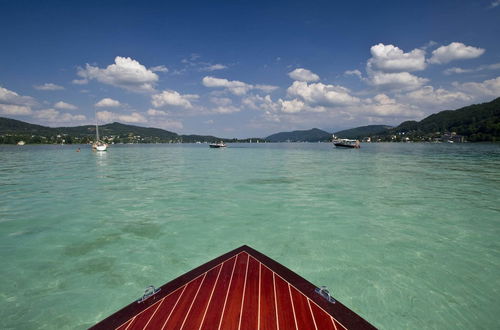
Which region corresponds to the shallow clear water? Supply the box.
[1,143,499,329]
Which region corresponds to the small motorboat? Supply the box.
[91,245,375,329]
[209,141,227,148]
[334,139,360,149]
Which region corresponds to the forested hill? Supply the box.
[265,128,332,142]
[391,97,500,141]
[0,118,225,143]
[334,125,392,139]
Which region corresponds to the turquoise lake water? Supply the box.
[1,143,499,329]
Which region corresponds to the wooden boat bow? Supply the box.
[90,245,375,329]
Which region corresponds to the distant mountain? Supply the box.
[266,128,332,142]
[391,97,500,141]
[0,118,228,144]
[0,117,57,136]
[334,125,392,139]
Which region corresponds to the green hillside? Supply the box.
[0,118,232,144]
[335,125,392,139]
[266,128,331,142]
[0,117,58,136]
[392,97,500,141]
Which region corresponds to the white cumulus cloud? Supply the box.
[288,68,320,82]
[77,56,159,92]
[368,43,427,72]
[212,105,241,114]
[97,111,147,123]
[0,86,37,106]
[242,94,280,112]
[255,84,279,93]
[428,42,485,64]
[95,98,122,108]
[403,86,472,105]
[202,76,277,96]
[34,109,86,123]
[202,76,253,95]
[54,101,77,110]
[150,65,168,73]
[453,76,500,97]
[287,81,360,107]
[279,99,306,113]
[151,90,199,109]
[146,109,168,116]
[34,83,65,91]
[344,69,363,79]
[208,97,240,114]
[72,79,88,85]
[443,62,500,75]
[0,104,33,116]
[210,97,233,106]
[367,71,428,91]
[202,64,228,72]
[0,86,36,115]
[364,94,423,117]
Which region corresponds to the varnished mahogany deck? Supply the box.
[91,245,375,329]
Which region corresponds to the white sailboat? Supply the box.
[92,114,108,151]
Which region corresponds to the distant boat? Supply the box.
[333,138,360,149]
[209,141,227,148]
[90,245,375,330]
[92,115,107,151]
[17,140,25,146]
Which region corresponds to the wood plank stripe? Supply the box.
[159,275,205,329]
[332,317,340,330]
[218,253,249,329]
[115,298,161,330]
[144,285,187,330]
[290,286,317,329]
[258,261,261,330]
[237,254,250,330]
[288,284,299,330]
[199,255,237,329]
[239,256,260,330]
[197,263,224,330]
[274,274,296,330]
[178,264,223,330]
[115,318,133,330]
[178,273,207,329]
[259,263,278,330]
[125,288,183,330]
[309,301,337,330]
[123,317,135,330]
[274,272,279,330]
[307,299,319,330]
[141,299,164,329]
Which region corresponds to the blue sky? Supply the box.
[1,0,499,137]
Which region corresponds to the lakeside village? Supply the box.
[1,133,266,145]
[361,131,466,143]
[4,131,467,146]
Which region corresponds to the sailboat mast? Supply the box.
[95,109,100,141]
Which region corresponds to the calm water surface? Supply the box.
[1,143,499,329]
